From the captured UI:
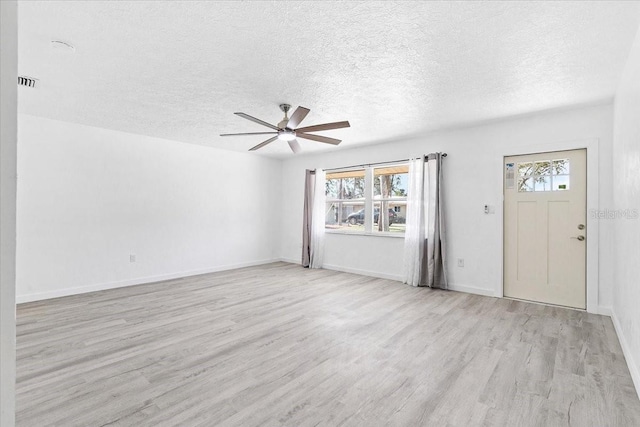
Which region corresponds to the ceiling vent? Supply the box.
[18,76,38,88]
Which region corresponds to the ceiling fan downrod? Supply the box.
[279,104,291,129]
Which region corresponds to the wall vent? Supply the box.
[18,76,38,88]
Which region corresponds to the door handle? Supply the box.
[571,235,585,241]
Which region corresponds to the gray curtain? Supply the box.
[425,153,447,289]
[302,170,315,267]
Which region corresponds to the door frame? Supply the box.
[497,138,600,313]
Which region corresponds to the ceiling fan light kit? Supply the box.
[278,130,296,142]
[220,103,350,153]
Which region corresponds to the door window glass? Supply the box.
[517,159,570,192]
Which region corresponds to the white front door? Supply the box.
[503,149,587,309]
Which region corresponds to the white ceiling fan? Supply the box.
[220,104,350,153]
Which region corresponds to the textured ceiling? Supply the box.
[18,1,640,158]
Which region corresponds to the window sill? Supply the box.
[325,230,405,239]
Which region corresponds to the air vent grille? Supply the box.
[18,76,38,88]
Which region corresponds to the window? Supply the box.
[325,169,365,232]
[518,159,570,192]
[325,163,408,234]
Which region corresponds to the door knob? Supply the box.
[571,235,585,241]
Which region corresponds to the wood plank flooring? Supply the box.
[16,262,640,426]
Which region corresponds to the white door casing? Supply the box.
[504,149,587,309]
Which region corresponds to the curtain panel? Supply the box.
[302,170,315,267]
[402,157,426,286]
[402,153,447,289]
[426,153,447,289]
[310,169,326,268]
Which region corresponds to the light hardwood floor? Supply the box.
[16,262,640,426]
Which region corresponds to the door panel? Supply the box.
[504,149,586,309]
[516,201,537,282]
[547,201,570,287]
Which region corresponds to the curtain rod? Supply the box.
[322,153,447,172]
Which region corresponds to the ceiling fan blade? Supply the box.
[234,112,280,130]
[286,106,310,129]
[296,132,341,145]
[249,136,278,151]
[295,121,350,133]
[220,132,278,137]
[288,139,301,154]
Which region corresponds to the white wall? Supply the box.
[1,1,18,425]
[16,115,282,302]
[281,103,614,308]
[612,23,640,396]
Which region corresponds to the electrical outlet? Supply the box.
[130,254,136,263]
[457,258,464,267]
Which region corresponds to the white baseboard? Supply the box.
[279,257,300,265]
[447,283,497,297]
[319,265,497,299]
[16,258,281,304]
[610,309,640,399]
[597,305,613,316]
[322,264,403,282]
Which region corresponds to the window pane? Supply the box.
[518,162,534,178]
[326,169,365,200]
[534,176,551,191]
[325,202,366,231]
[518,177,533,192]
[341,177,365,199]
[552,159,570,175]
[325,179,339,198]
[553,175,570,191]
[389,201,406,231]
[374,165,408,197]
[325,202,339,228]
[372,201,406,233]
[534,161,551,176]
